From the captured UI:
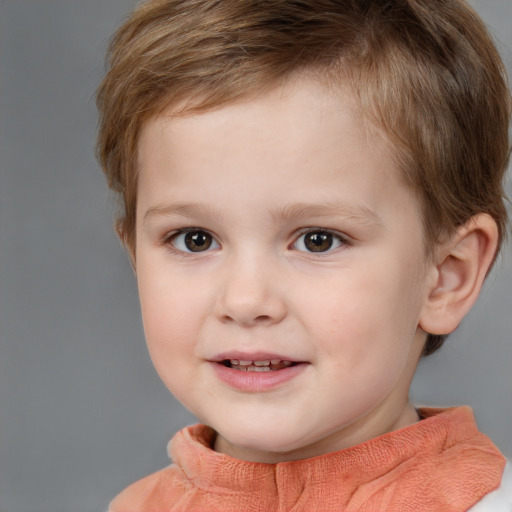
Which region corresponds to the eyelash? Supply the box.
[161,227,350,255]
[292,228,349,254]
[162,228,220,255]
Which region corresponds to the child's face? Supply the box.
[135,76,434,463]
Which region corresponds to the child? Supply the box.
[96,0,511,510]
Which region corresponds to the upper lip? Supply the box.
[210,351,304,363]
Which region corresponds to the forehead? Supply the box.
[136,75,419,227]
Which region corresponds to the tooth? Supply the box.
[253,366,271,372]
[253,360,271,366]
[270,359,281,365]
[238,360,252,366]
[229,359,239,365]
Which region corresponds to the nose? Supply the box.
[213,255,287,327]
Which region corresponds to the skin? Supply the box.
[134,76,439,464]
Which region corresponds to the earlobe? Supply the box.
[419,214,499,336]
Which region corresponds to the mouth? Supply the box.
[220,359,297,372]
[210,353,307,391]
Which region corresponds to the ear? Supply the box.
[419,214,499,336]
[115,220,137,272]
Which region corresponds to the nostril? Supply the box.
[255,315,272,322]
[218,313,273,325]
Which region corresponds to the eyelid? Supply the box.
[291,227,350,253]
[162,227,220,254]
[160,226,349,254]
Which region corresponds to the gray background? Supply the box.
[0,1,510,511]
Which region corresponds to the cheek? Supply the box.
[138,258,201,332]
[136,266,203,378]
[140,299,202,408]
[301,264,422,362]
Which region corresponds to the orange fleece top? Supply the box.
[109,407,505,512]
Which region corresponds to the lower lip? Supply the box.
[210,362,308,392]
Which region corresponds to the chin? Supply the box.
[215,421,314,460]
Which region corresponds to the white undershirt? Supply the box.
[468,461,512,511]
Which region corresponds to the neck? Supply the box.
[214,400,421,463]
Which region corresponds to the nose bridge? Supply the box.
[214,246,286,326]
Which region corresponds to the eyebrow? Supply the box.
[144,200,381,227]
[269,201,382,226]
[143,202,223,224]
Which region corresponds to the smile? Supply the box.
[222,359,296,372]
[211,353,308,391]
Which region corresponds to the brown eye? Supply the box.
[171,230,219,253]
[185,231,212,251]
[293,230,344,253]
[304,232,333,252]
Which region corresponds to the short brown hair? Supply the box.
[96,0,511,355]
